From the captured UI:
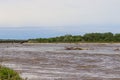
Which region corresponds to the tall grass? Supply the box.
[0,65,24,80]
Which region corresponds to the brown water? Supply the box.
[0,43,120,80]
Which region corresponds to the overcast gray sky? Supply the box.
[0,0,120,27]
[0,0,120,39]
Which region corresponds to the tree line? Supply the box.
[28,32,120,43]
[1,32,120,43]
[0,39,28,43]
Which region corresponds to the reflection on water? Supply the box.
[1,43,120,80]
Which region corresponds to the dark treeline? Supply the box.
[28,32,120,43]
[1,32,120,43]
[0,39,28,43]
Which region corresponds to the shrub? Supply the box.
[0,65,23,80]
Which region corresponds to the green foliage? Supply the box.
[28,32,120,43]
[83,32,114,42]
[29,34,83,43]
[0,65,23,80]
[114,34,120,42]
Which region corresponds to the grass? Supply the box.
[0,65,24,80]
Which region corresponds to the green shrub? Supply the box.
[0,65,23,80]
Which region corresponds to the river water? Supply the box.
[0,43,120,80]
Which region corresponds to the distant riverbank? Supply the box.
[1,32,120,43]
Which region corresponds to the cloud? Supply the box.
[0,0,120,27]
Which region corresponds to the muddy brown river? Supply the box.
[0,43,120,80]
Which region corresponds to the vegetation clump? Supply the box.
[1,32,120,43]
[0,65,23,80]
[29,32,120,43]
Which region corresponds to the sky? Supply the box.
[0,0,120,39]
